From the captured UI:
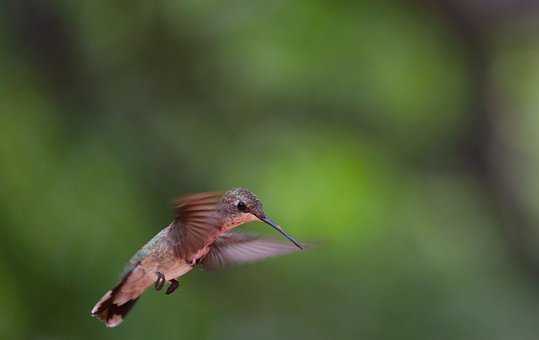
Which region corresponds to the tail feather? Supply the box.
[91,268,141,328]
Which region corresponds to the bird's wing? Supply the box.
[200,231,302,270]
[169,191,223,260]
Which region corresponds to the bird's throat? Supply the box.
[221,213,258,231]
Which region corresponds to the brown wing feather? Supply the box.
[200,232,303,270]
[169,191,223,261]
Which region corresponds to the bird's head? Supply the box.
[220,188,303,249]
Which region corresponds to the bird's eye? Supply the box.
[237,201,247,212]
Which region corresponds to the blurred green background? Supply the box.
[2,1,539,339]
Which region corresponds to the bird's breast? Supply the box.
[189,245,213,265]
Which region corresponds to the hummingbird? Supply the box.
[91,188,304,327]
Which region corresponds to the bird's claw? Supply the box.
[166,279,179,295]
[155,272,165,291]
[155,272,179,294]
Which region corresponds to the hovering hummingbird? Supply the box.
[91,188,304,327]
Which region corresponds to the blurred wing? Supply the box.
[200,232,302,270]
[169,191,223,260]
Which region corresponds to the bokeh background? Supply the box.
[2,1,539,339]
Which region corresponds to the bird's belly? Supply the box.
[158,258,193,281]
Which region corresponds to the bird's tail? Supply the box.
[90,268,140,328]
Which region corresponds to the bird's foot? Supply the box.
[155,272,165,291]
[166,279,179,295]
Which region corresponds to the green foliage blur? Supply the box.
[1,1,539,339]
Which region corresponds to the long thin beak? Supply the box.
[257,215,303,250]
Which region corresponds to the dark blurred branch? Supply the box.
[422,0,539,282]
[2,0,95,122]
